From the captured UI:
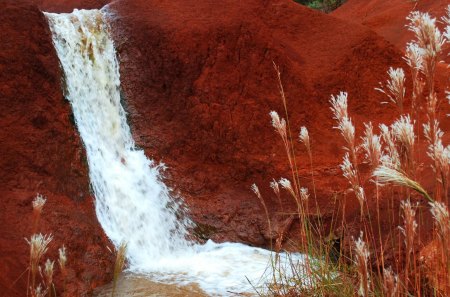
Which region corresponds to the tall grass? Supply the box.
[252,5,450,296]
[25,194,68,297]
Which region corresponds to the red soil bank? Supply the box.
[0,1,113,296]
[333,0,450,50]
[107,0,414,249]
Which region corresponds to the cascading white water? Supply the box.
[46,9,306,296]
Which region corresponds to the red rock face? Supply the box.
[0,1,113,296]
[106,0,410,248]
[333,0,449,50]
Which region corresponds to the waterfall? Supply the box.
[46,9,306,296]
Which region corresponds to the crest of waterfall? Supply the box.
[46,9,307,296]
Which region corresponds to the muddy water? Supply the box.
[94,273,208,297]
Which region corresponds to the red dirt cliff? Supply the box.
[0,1,113,296]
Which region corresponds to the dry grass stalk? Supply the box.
[32,194,46,233]
[269,179,283,211]
[361,122,382,171]
[341,153,365,218]
[380,124,401,169]
[430,201,450,291]
[375,67,406,114]
[404,42,425,114]
[299,126,311,159]
[330,93,356,159]
[58,245,67,295]
[354,232,370,297]
[391,115,415,174]
[400,200,418,291]
[424,120,450,201]
[300,187,310,202]
[383,267,399,297]
[112,241,127,297]
[251,184,272,236]
[26,233,53,293]
[373,165,432,201]
[43,259,54,297]
[33,285,47,297]
[407,11,446,95]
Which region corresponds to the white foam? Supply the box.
[46,9,307,296]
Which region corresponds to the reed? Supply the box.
[111,241,127,297]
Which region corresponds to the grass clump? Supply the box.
[251,5,450,296]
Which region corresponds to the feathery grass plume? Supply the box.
[354,232,370,297]
[443,5,450,37]
[373,165,432,201]
[340,153,359,190]
[330,91,349,121]
[404,42,425,113]
[279,178,297,201]
[270,111,287,143]
[58,245,67,295]
[341,153,365,217]
[330,92,359,175]
[43,259,54,297]
[269,179,283,210]
[375,67,406,113]
[299,126,311,158]
[407,11,446,94]
[26,234,53,292]
[379,124,401,169]
[32,194,46,213]
[424,120,450,200]
[429,201,450,290]
[252,184,271,224]
[33,285,47,297]
[112,241,127,297]
[300,187,310,202]
[361,122,382,170]
[383,267,399,297]
[58,245,67,273]
[270,110,297,177]
[32,194,46,233]
[400,199,418,289]
[391,115,415,173]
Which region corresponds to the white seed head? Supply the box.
[33,285,47,297]
[375,67,406,110]
[32,194,47,213]
[391,115,415,153]
[430,201,450,236]
[405,42,424,71]
[379,124,400,168]
[251,184,262,200]
[361,122,382,168]
[278,178,296,198]
[299,187,310,201]
[443,5,450,41]
[383,267,398,297]
[299,126,311,153]
[407,11,446,58]
[269,111,287,140]
[399,200,418,250]
[44,259,55,286]
[26,233,53,264]
[340,153,359,189]
[354,232,370,297]
[330,91,348,121]
[58,245,67,271]
[269,179,280,197]
[355,186,366,205]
